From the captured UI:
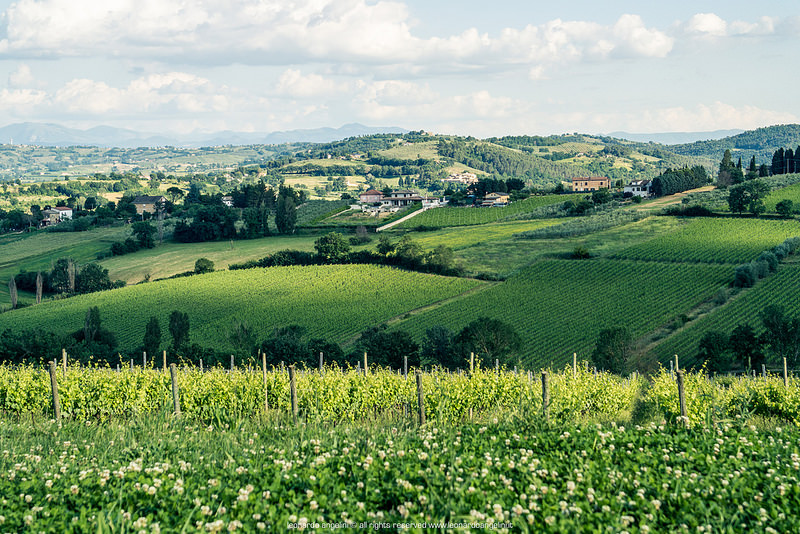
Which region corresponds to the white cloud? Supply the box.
[275,69,347,98]
[8,63,34,87]
[0,1,675,75]
[0,71,238,119]
[683,13,778,38]
[685,13,728,37]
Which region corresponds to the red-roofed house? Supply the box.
[359,189,384,203]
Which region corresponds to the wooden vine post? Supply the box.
[163,350,167,373]
[62,348,67,376]
[49,361,61,421]
[319,352,324,374]
[676,370,688,427]
[784,357,789,388]
[268,352,269,411]
[169,364,181,415]
[416,370,425,425]
[541,370,549,423]
[363,352,368,375]
[288,364,298,425]
[572,353,577,378]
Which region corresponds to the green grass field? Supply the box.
[611,218,800,264]
[378,140,441,160]
[397,194,581,229]
[765,182,800,212]
[0,225,131,304]
[393,258,732,367]
[438,215,684,277]
[100,234,321,283]
[0,265,485,353]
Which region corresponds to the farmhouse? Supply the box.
[132,195,167,215]
[221,195,234,207]
[41,208,62,226]
[624,180,651,198]
[52,206,73,220]
[359,189,384,204]
[381,190,425,208]
[481,192,510,207]
[571,176,610,192]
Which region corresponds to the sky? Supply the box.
[0,0,798,138]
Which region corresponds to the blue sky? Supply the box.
[0,0,797,137]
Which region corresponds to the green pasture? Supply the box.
[378,140,440,160]
[444,215,684,277]
[0,225,131,304]
[100,234,321,283]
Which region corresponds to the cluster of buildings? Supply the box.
[357,189,444,212]
[570,176,652,198]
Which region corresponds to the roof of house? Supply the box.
[572,176,608,182]
[52,206,72,211]
[627,180,651,186]
[485,192,510,198]
[132,195,166,204]
[361,189,382,196]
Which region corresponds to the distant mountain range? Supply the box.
[607,130,745,145]
[0,122,409,148]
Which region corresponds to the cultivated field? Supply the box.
[610,217,800,264]
[0,265,485,353]
[394,259,732,367]
[397,194,581,229]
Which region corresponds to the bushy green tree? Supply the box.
[194,258,215,274]
[169,311,191,353]
[591,327,634,374]
[727,180,770,215]
[455,317,522,368]
[697,331,732,373]
[419,326,458,369]
[776,199,795,218]
[314,232,351,262]
[143,316,161,360]
[275,187,298,234]
[132,221,157,249]
[76,263,115,294]
[728,324,764,371]
[351,324,419,369]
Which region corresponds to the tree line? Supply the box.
[0,305,522,373]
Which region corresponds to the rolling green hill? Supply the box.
[0,265,485,353]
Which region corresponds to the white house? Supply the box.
[52,206,73,220]
[624,180,652,198]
